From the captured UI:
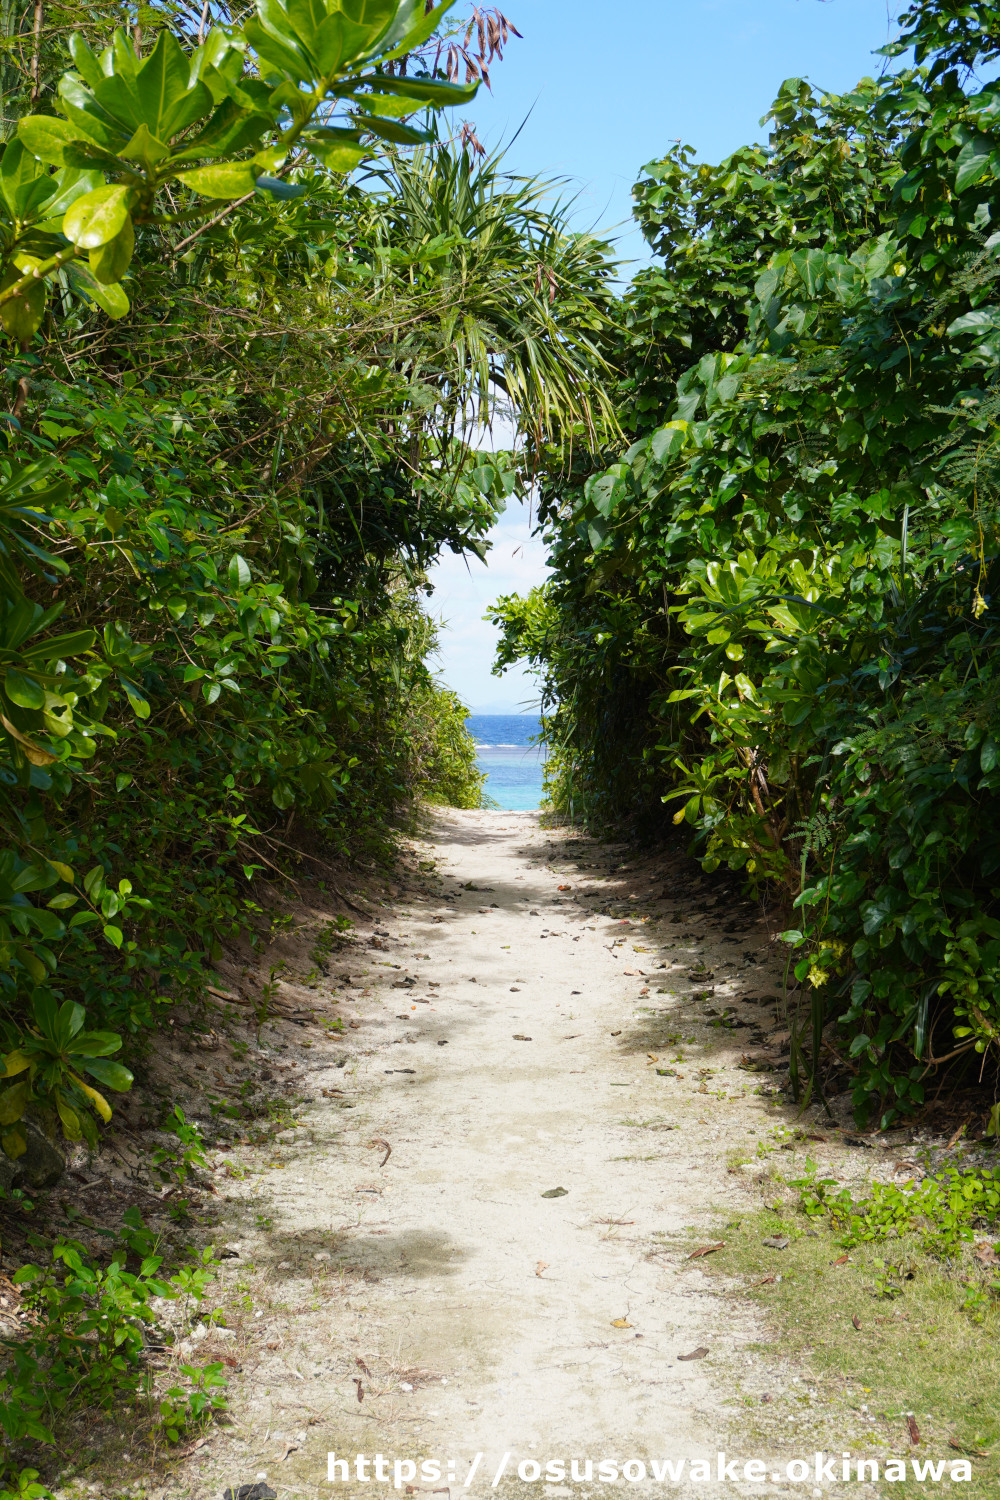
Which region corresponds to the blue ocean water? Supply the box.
[466,715,546,812]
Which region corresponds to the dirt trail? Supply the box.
[179,809,819,1500]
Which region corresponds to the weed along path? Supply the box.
[169,810,941,1500]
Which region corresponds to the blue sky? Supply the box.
[424,0,902,713]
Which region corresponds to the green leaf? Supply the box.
[66,263,130,319]
[80,1058,133,1091]
[134,29,214,139]
[947,307,999,338]
[0,1080,30,1127]
[955,135,993,193]
[352,114,432,145]
[120,677,150,718]
[21,628,96,661]
[380,0,457,62]
[63,184,131,249]
[1,1124,26,1159]
[0,262,47,343]
[229,553,251,588]
[17,114,90,168]
[119,122,172,167]
[89,216,135,285]
[305,131,366,172]
[4,669,46,710]
[56,1095,83,1140]
[650,423,686,463]
[174,161,258,199]
[71,1029,123,1057]
[364,74,478,106]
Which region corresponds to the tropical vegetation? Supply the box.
[491,0,1000,1129]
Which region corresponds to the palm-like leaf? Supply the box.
[358,141,620,450]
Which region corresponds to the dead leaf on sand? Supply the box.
[688,1242,724,1260]
[535,1261,548,1277]
[677,1346,709,1361]
[368,1137,392,1167]
[611,1318,633,1328]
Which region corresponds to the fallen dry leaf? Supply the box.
[974,1242,999,1266]
[677,1346,709,1361]
[353,1377,364,1403]
[852,1314,862,1330]
[279,1440,300,1461]
[535,1261,548,1277]
[949,1438,989,1458]
[611,1318,633,1328]
[512,1034,532,1041]
[368,1137,392,1168]
[356,1356,372,1377]
[831,1254,850,1267]
[688,1242,724,1260]
[907,1416,921,1446]
[755,1275,776,1286]
[177,1435,212,1458]
[558,885,572,891]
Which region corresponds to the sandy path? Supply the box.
[187,810,797,1500]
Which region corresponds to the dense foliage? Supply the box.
[491,0,1000,1127]
[0,0,616,1171]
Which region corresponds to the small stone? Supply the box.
[14,1120,65,1188]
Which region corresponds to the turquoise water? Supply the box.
[466,715,546,812]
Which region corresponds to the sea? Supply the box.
[466,715,546,812]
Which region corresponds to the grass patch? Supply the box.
[701,1190,1000,1496]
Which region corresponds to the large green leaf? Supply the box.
[81,1058,133,1090]
[16,116,87,169]
[352,114,432,145]
[955,135,993,193]
[71,1030,124,1058]
[89,217,135,285]
[364,74,478,106]
[379,0,456,61]
[305,127,366,171]
[63,184,131,248]
[0,264,47,343]
[134,30,215,139]
[174,161,259,198]
[67,262,130,318]
[4,670,45,710]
